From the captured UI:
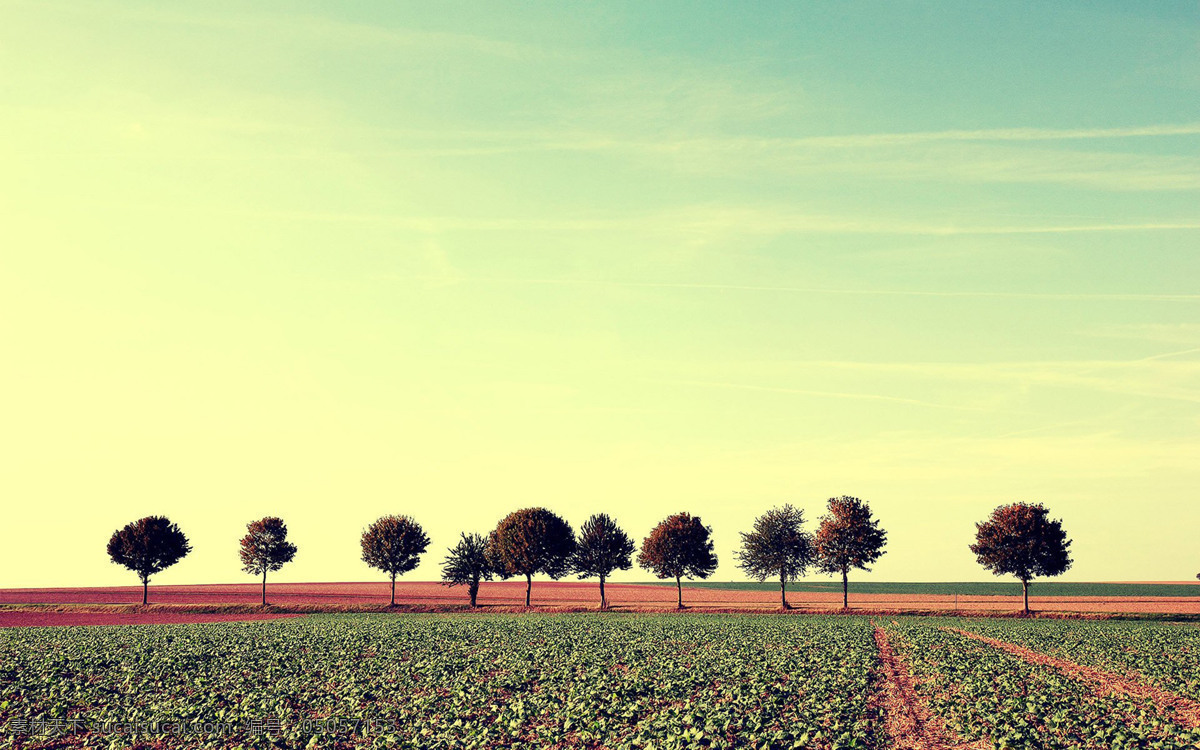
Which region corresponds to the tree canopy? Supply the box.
[815,496,887,608]
[637,512,718,608]
[106,516,191,604]
[239,516,298,605]
[736,504,815,609]
[361,515,430,606]
[571,513,635,609]
[487,508,576,606]
[441,532,494,607]
[970,502,1072,613]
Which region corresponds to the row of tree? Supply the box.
[107,498,1072,612]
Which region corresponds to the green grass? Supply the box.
[641,580,1200,597]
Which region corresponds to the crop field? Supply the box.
[959,619,1200,704]
[882,619,1200,749]
[4,614,1200,749]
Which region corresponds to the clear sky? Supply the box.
[2,1,1198,588]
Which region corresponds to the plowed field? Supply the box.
[3,580,1199,624]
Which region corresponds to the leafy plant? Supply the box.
[239,516,297,606]
[814,496,887,609]
[361,515,430,606]
[736,504,815,609]
[970,502,1072,614]
[441,532,494,607]
[486,508,575,607]
[637,513,718,609]
[106,516,191,605]
[571,513,635,609]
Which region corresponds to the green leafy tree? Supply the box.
[637,513,718,609]
[239,516,298,606]
[571,513,635,609]
[487,508,575,607]
[737,504,815,609]
[970,503,1073,614]
[361,515,430,606]
[441,532,494,607]
[106,516,192,605]
[815,496,887,609]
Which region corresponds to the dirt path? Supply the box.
[873,624,987,750]
[950,627,1200,730]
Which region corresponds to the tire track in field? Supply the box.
[949,627,1200,730]
[873,624,987,750]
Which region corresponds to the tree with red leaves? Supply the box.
[239,516,298,606]
[107,516,191,605]
[361,515,430,606]
[487,508,575,607]
[815,496,887,609]
[971,503,1072,614]
[637,512,718,609]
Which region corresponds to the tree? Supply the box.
[106,516,191,605]
[970,503,1072,614]
[441,532,494,607]
[487,508,575,607]
[572,513,635,609]
[815,496,887,609]
[239,516,297,606]
[736,504,815,609]
[637,512,718,609]
[361,515,430,606]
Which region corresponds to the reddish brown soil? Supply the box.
[1,581,1197,615]
[873,624,986,749]
[952,627,1200,730]
[0,581,676,608]
[0,611,301,628]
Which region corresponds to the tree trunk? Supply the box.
[142,577,148,606]
[469,580,479,608]
[780,572,789,610]
[676,575,683,609]
[841,569,849,609]
[390,573,396,607]
[599,573,606,610]
[525,574,532,607]
[1023,578,1030,614]
[261,569,267,606]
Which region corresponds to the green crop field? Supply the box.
[4,614,1200,749]
[884,619,1200,748]
[960,618,1200,702]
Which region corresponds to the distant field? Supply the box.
[3,580,1200,625]
[645,580,1200,597]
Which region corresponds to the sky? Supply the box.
[2,1,1198,588]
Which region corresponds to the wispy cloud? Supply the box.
[651,378,989,412]
[1128,346,1200,364]
[1086,323,1200,347]
[15,0,546,61]
[232,206,1200,240]
[296,123,1200,191]
[757,356,1200,406]
[309,121,1200,152]
[400,275,1200,302]
[751,122,1200,147]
